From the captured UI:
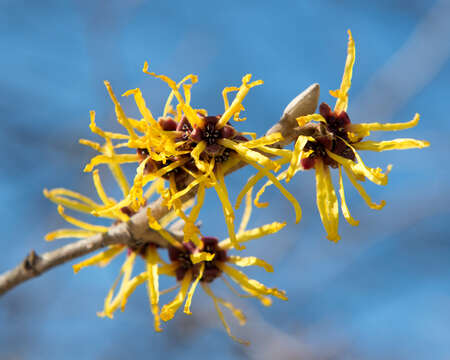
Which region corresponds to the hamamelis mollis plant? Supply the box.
[43,30,429,344]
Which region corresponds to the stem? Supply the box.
[0,83,320,297]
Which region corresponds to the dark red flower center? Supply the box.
[301,102,358,170]
[168,237,228,283]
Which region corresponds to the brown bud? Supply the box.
[201,236,219,246]
[220,125,236,139]
[301,156,315,170]
[319,102,332,118]
[189,126,203,142]
[158,117,177,131]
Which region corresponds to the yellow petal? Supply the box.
[164,74,198,117]
[256,146,292,158]
[122,88,159,128]
[102,252,137,317]
[190,251,215,264]
[79,139,102,152]
[72,245,125,273]
[147,208,181,248]
[222,86,240,111]
[145,246,162,332]
[343,166,386,210]
[56,205,109,232]
[220,222,286,250]
[240,131,257,140]
[326,147,388,186]
[166,160,214,205]
[108,160,131,198]
[235,172,266,210]
[167,175,190,223]
[97,272,123,319]
[322,162,340,242]
[191,141,208,173]
[159,198,195,229]
[104,81,137,139]
[296,113,326,127]
[184,263,205,315]
[92,170,114,206]
[254,171,286,208]
[183,183,205,244]
[349,113,421,135]
[237,187,253,234]
[353,139,430,152]
[160,271,192,322]
[183,83,192,106]
[217,73,263,129]
[44,188,99,213]
[241,133,284,149]
[219,138,280,172]
[87,111,130,140]
[143,179,162,201]
[235,157,290,210]
[142,62,202,127]
[219,263,287,301]
[221,277,272,307]
[201,283,250,345]
[286,136,308,182]
[227,256,274,272]
[215,297,246,326]
[83,154,139,173]
[158,263,177,276]
[142,158,189,184]
[45,229,98,241]
[249,160,302,223]
[213,167,242,250]
[120,272,148,310]
[338,166,359,226]
[332,29,355,113]
[314,160,340,242]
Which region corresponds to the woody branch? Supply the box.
[0,83,320,297]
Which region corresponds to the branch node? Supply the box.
[22,250,42,275]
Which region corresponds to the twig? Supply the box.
[0,83,319,297]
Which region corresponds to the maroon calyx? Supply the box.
[300,156,315,170]
[158,116,178,131]
[189,114,238,146]
[137,112,248,179]
[300,102,357,169]
[137,148,149,162]
[168,237,228,283]
[200,237,227,283]
[319,102,351,141]
[120,206,137,217]
[176,115,193,142]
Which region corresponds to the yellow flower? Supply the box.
[86,63,299,250]
[44,140,194,332]
[109,190,287,344]
[258,30,429,242]
[44,147,133,242]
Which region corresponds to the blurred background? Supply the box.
[0,0,449,359]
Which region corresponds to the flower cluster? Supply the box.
[46,159,286,343]
[248,30,429,241]
[45,30,429,344]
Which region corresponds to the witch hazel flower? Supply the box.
[111,190,287,344]
[257,30,429,242]
[84,63,300,249]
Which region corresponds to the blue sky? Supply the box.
[0,1,449,359]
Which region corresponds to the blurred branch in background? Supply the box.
[351,0,450,123]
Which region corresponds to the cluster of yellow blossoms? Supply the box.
[45,30,429,344]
